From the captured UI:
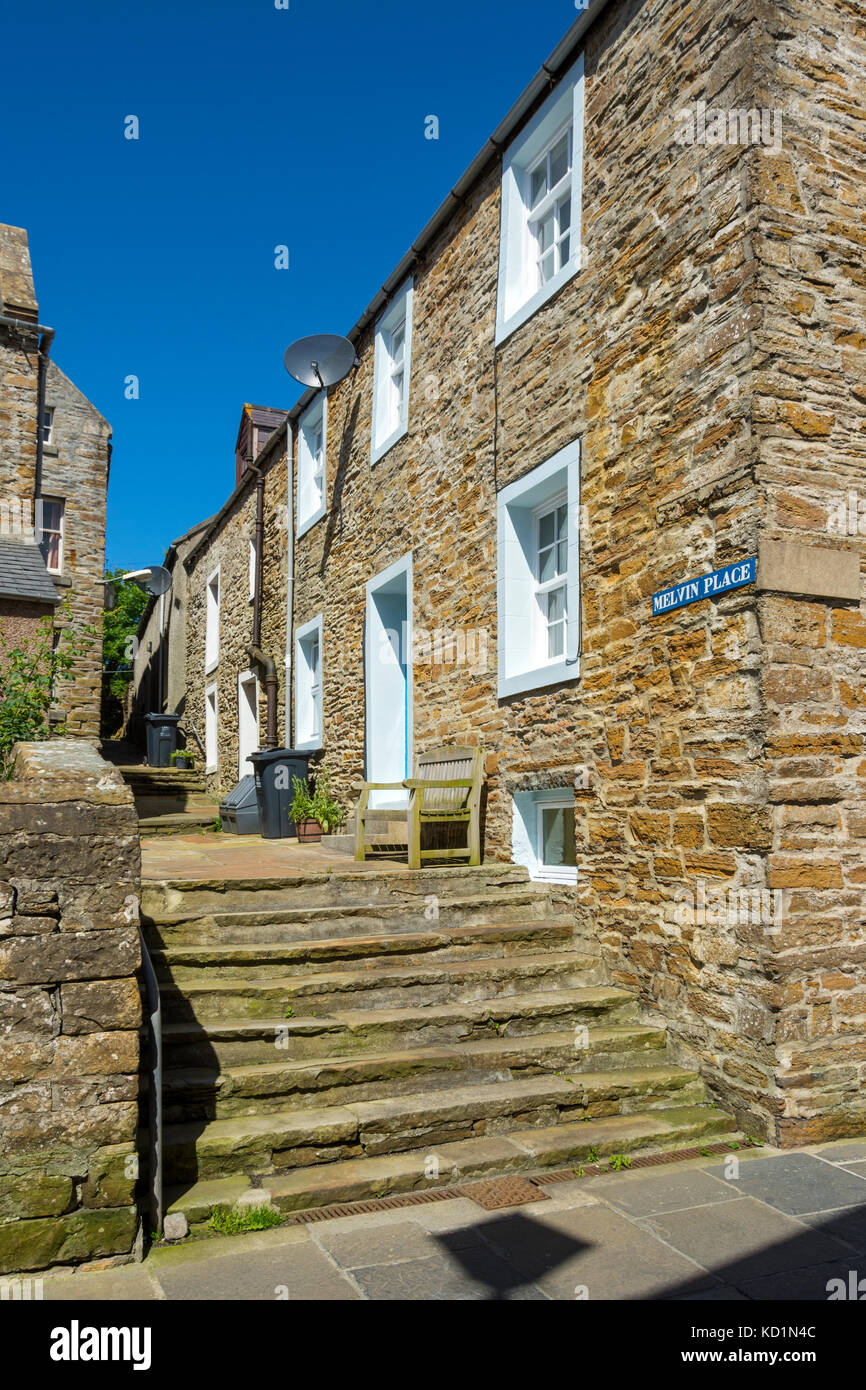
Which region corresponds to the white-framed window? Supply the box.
[37,497,64,573]
[496,439,581,699]
[40,407,55,445]
[496,52,585,345]
[205,565,220,674]
[295,614,323,751]
[297,395,327,536]
[512,789,578,885]
[249,538,257,603]
[371,278,413,465]
[205,682,218,774]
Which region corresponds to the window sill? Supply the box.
[295,736,323,753]
[205,763,218,776]
[498,657,580,701]
[495,256,580,348]
[205,660,219,676]
[297,503,326,539]
[371,420,408,468]
[531,866,578,885]
[42,446,59,458]
[51,573,70,586]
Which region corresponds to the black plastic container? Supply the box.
[143,713,182,768]
[248,748,312,839]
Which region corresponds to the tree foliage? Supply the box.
[101,569,149,736]
[0,601,94,777]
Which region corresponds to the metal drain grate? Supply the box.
[534,1139,753,1184]
[275,1140,755,1227]
[461,1176,549,1210]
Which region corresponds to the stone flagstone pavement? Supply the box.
[38,1141,866,1301]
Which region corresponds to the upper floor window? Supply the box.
[496,439,581,699]
[496,53,585,345]
[297,396,327,536]
[249,537,257,603]
[371,279,413,465]
[40,407,55,445]
[205,566,220,673]
[38,497,64,573]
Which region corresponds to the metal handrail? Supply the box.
[138,927,163,1237]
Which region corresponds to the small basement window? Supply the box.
[512,789,577,885]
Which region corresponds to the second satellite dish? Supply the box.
[283,334,358,389]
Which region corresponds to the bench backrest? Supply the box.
[414,745,483,814]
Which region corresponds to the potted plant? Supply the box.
[290,776,321,843]
[311,766,345,835]
[170,749,195,771]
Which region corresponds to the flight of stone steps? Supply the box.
[140,864,737,1225]
[119,765,221,837]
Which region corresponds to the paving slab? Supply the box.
[585,1167,740,1218]
[142,833,408,882]
[809,1140,866,1164]
[797,1204,866,1255]
[705,1152,866,1216]
[311,1220,440,1269]
[153,1240,359,1301]
[475,1204,719,1300]
[641,1196,852,1287]
[349,1246,547,1300]
[41,1266,159,1301]
[735,1257,864,1302]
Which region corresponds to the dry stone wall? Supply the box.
[0,740,141,1275]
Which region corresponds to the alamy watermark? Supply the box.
[668,878,785,932]
[674,101,782,156]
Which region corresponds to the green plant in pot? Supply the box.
[170,749,195,771]
[290,776,320,843]
[290,767,345,843]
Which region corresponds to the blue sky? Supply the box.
[2,0,579,570]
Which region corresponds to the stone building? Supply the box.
[140,0,865,1145]
[0,224,111,739]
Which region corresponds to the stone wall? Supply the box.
[287,0,865,1143]
[42,360,111,740]
[0,224,39,501]
[0,740,142,1275]
[749,0,866,1143]
[184,443,290,797]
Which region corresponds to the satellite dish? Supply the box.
[141,565,172,598]
[283,334,358,389]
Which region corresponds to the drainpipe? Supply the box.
[249,467,279,750]
[0,314,55,506]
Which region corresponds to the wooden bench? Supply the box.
[354,745,484,869]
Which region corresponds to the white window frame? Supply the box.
[204,682,218,775]
[205,565,220,675]
[40,407,55,445]
[249,537,257,603]
[237,668,260,779]
[512,789,578,886]
[497,439,581,699]
[296,394,327,537]
[532,490,569,667]
[496,52,585,345]
[295,614,323,752]
[371,278,414,465]
[38,496,64,574]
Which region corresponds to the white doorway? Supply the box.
[237,670,260,779]
[365,553,412,810]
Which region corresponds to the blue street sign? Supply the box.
[652,557,757,616]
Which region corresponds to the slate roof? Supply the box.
[0,537,60,605]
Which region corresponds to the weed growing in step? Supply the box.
[209,1205,283,1235]
[586,1147,600,1163]
[284,1006,294,1018]
[607,1154,632,1172]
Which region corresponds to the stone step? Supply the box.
[167,1105,740,1221]
[161,1067,717,1185]
[144,889,557,947]
[151,920,578,980]
[162,1024,671,1120]
[142,863,539,918]
[139,811,222,838]
[161,985,639,1065]
[158,951,604,1021]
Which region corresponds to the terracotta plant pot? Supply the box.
[296,819,322,844]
